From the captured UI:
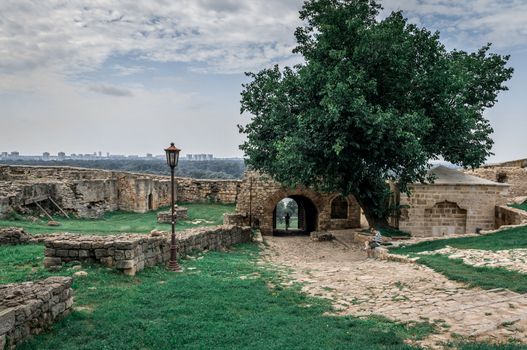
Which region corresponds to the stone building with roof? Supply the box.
[397,166,509,237]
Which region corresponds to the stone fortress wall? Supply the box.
[0,165,242,219]
[464,159,527,202]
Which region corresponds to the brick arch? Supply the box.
[424,200,467,236]
[261,188,325,235]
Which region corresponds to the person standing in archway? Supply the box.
[285,212,291,231]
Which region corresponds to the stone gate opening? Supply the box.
[273,195,318,235]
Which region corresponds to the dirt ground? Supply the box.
[260,232,527,348]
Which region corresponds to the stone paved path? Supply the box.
[260,234,527,348]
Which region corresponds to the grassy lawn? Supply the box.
[275,218,299,230]
[392,226,527,293]
[2,243,435,350]
[0,202,234,235]
[511,202,527,212]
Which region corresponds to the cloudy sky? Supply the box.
[0,0,525,161]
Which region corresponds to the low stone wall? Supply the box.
[44,225,252,275]
[0,227,32,245]
[157,207,188,223]
[223,213,249,226]
[495,205,527,227]
[0,277,73,350]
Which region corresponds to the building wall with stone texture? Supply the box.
[399,184,505,237]
[232,171,361,235]
[175,177,241,204]
[0,277,73,350]
[0,165,239,219]
[464,167,527,202]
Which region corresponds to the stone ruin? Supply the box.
[0,227,32,245]
[0,165,241,220]
[0,277,73,350]
[43,225,252,275]
[156,205,189,223]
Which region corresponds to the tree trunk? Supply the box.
[353,177,392,229]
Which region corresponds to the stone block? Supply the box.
[44,257,62,268]
[115,260,135,269]
[0,308,15,334]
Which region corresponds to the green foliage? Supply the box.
[379,227,411,238]
[0,203,235,235]
[1,244,432,350]
[239,0,513,226]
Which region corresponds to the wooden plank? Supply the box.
[48,197,70,219]
[34,201,54,221]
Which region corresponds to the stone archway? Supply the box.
[229,171,362,235]
[260,187,325,236]
[272,195,318,235]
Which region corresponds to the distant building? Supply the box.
[58,152,66,161]
[207,154,213,160]
[1,152,7,158]
[146,153,153,158]
[186,154,193,160]
[10,152,19,157]
[42,152,50,160]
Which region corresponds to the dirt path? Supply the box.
[260,234,527,348]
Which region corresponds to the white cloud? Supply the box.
[0,0,303,79]
[382,0,527,51]
[89,84,133,97]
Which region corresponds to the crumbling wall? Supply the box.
[465,167,527,202]
[0,165,238,219]
[0,227,32,244]
[0,277,73,350]
[43,225,252,275]
[176,178,241,203]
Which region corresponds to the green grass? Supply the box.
[391,226,527,293]
[393,225,527,254]
[275,218,299,230]
[2,243,434,350]
[511,202,527,212]
[0,202,234,235]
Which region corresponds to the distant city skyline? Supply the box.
[1,1,526,162]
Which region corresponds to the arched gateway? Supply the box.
[229,171,361,235]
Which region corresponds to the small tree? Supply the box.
[239,0,513,228]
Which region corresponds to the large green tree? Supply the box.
[239,0,513,228]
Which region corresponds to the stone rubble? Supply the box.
[0,227,32,245]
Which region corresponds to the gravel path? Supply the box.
[260,234,527,348]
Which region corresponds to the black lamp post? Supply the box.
[165,142,181,272]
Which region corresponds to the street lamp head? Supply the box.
[164,142,181,168]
